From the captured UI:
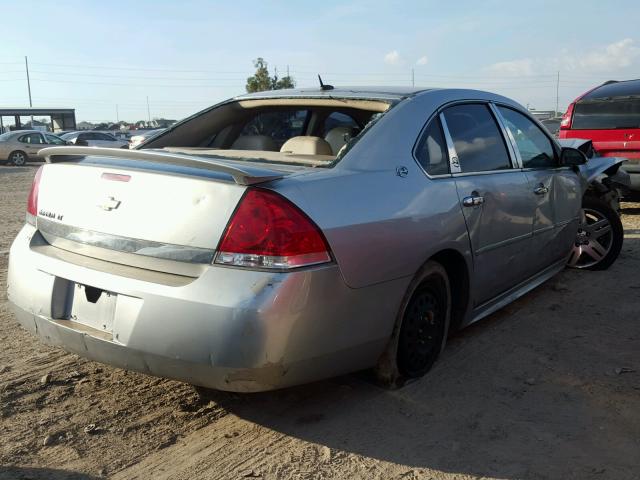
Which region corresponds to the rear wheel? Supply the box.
[375,262,450,387]
[9,151,27,166]
[568,196,623,271]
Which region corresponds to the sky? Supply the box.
[1,0,640,123]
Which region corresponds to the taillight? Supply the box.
[26,166,43,225]
[560,102,575,130]
[215,188,331,269]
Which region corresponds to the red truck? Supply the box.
[559,79,640,193]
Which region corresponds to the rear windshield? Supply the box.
[572,98,640,129]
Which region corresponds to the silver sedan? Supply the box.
[0,130,67,166]
[7,87,626,392]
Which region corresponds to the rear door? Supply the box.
[441,103,534,305]
[17,132,46,156]
[497,106,581,271]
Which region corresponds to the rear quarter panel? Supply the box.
[269,90,500,290]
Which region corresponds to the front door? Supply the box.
[496,106,582,271]
[442,103,534,305]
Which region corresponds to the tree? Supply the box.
[246,58,295,93]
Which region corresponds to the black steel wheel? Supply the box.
[396,271,449,378]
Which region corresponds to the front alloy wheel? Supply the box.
[9,151,27,166]
[568,196,623,271]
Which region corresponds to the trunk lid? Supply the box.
[34,148,305,269]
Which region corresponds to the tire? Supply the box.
[568,196,623,271]
[374,261,451,387]
[8,151,28,166]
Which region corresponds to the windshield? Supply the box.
[572,98,640,129]
[0,132,14,141]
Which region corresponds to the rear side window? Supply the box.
[498,107,556,168]
[572,98,640,129]
[442,104,511,173]
[18,133,44,144]
[415,118,449,175]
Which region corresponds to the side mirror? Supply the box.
[560,147,587,166]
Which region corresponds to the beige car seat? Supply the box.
[324,126,357,155]
[231,135,278,151]
[280,136,333,155]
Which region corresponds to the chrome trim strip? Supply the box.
[451,168,519,178]
[439,112,462,174]
[489,103,523,169]
[38,146,284,186]
[37,217,215,265]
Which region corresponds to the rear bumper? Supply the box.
[8,225,401,391]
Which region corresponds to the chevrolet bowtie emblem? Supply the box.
[98,196,121,211]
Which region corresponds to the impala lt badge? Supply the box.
[98,196,121,211]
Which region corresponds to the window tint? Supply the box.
[45,134,66,145]
[18,133,44,144]
[415,118,449,175]
[498,107,556,168]
[95,132,116,141]
[442,104,511,173]
[240,110,309,148]
[322,112,359,136]
[572,98,640,130]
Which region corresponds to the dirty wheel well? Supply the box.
[431,250,469,333]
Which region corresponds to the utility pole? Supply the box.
[146,96,151,124]
[411,68,415,88]
[25,56,34,127]
[116,104,119,123]
[555,71,560,117]
[286,65,290,77]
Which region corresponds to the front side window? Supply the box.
[415,118,449,175]
[240,110,309,147]
[18,133,44,144]
[498,106,556,168]
[45,134,66,145]
[96,132,116,141]
[442,104,512,173]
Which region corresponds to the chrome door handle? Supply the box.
[533,184,549,195]
[462,195,484,207]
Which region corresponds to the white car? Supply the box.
[60,131,129,149]
[129,129,165,149]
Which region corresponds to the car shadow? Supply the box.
[0,466,100,480]
[202,238,640,480]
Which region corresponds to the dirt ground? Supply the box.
[1,165,639,480]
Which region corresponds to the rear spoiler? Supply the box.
[38,146,285,186]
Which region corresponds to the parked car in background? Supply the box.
[60,131,129,148]
[129,128,166,149]
[9,87,626,393]
[0,130,67,166]
[540,118,561,136]
[560,79,640,193]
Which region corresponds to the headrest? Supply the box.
[280,136,333,156]
[324,127,357,155]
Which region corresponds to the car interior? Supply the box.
[143,98,392,166]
